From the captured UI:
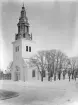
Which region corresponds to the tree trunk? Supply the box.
[48,76,50,81]
[58,73,60,80]
[54,75,56,81]
[63,75,65,80]
[37,71,40,80]
[41,71,43,82]
[41,75,43,81]
[51,77,52,81]
[69,76,70,82]
[59,74,61,80]
[72,74,74,79]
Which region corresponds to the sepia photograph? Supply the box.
[0,0,78,105]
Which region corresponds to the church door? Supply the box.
[16,72,18,81]
[15,66,20,81]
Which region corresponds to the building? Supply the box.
[11,4,38,81]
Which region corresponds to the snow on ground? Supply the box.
[0,79,78,105]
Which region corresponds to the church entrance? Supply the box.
[15,66,20,81]
[15,72,20,81]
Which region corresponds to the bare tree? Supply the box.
[54,50,68,80]
[29,51,46,81]
[7,61,13,73]
[68,57,78,80]
[44,49,68,81]
[45,50,56,81]
[29,49,69,82]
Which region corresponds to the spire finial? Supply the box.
[23,2,24,7]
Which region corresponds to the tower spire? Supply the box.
[15,4,32,41]
[23,2,24,8]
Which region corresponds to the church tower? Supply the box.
[15,4,32,41]
[11,4,35,81]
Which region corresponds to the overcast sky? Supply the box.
[0,0,78,70]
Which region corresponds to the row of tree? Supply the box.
[3,49,78,82]
[28,49,78,81]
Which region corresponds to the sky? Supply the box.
[0,0,78,70]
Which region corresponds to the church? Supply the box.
[11,4,39,81]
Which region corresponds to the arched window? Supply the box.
[32,70,35,77]
[23,33,25,38]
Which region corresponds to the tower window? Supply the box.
[29,46,31,52]
[18,46,19,51]
[15,46,19,52]
[16,47,17,52]
[26,46,28,51]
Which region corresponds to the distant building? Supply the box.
[11,4,38,81]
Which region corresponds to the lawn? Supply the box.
[0,90,19,100]
[0,79,78,105]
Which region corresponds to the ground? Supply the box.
[0,78,78,105]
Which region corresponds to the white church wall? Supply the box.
[12,39,23,80]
